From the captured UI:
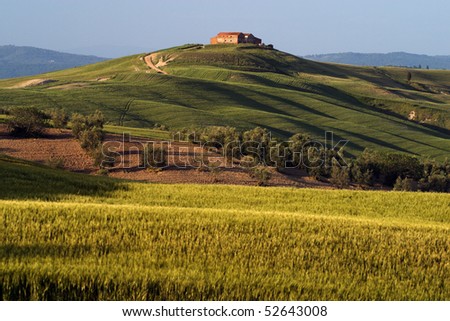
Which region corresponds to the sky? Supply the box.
[1,0,449,58]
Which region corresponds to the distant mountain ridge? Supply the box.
[304,52,450,70]
[0,45,108,78]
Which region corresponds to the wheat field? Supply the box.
[1,156,449,300]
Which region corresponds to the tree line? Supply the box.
[3,108,449,192]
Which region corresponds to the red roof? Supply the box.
[217,32,243,36]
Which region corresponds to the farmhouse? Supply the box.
[210,32,262,45]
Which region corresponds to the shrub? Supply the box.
[269,142,290,170]
[305,146,329,180]
[242,127,274,163]
[70,110,105,139]
[250,166,272,186]
[70,111,106,168]
[79,128,104,151]
[200,126,239,147]
[419,174,448,192]
[49,108,69,129]
[356,149,423,186]
[330,165,350,189]
[350,162,374,186]
[7,107,48,137]
[207,160,222,183]
[70,113,86,139]
[393,177,418,192]
[288,133,310,168]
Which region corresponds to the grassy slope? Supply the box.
[1,155,449,300]
[0,44,449,159]
[104,125,170,140]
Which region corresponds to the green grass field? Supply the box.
[104,125,170,140]
[1,155,449,300]
[0,44,448,159]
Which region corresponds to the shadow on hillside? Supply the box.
[248,88,336,120]
[0,155,127,201]
[378,130,450,154]
[336,128,417,155]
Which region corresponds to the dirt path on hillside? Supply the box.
[144,53,168,74]
[143,53,177,75]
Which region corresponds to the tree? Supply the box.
[393,177,418,192]
[355,149,423,186]
[79,127,104,151]
[419,174,448,192]
[207,160,222,183]
[242,127,275,165]
[71,110,105,139]
[70,110,106,168]
[7,107,48,137]
[49,108,69,129]
[407,71,412,83]
[330,164,350,188]
[350,162,373,186]
[288,133,310,168]
[250,166,272,186]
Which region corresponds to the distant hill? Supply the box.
[304,52,450,70]
[0,45,107,78]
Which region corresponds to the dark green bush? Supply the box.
[250,166,272,186]
[49,108,69,129]
[79,128,104,151]
[7,107,48,137]
[330,165,350,189]
[393,177,418,191]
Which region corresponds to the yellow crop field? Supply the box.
[1,160,449,300]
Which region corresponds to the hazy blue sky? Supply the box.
[1,0,449,57]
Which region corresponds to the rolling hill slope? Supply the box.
[0,44,449,159]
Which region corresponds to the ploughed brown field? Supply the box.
[0,124,334,188]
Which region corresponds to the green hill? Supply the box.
[0,44,449,159]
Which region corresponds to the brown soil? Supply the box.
[0,124,334,188]
[0,125,95,172]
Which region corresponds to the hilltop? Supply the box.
[0,45,107,78]
[0,44,449,159]
[305,52,450,70]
